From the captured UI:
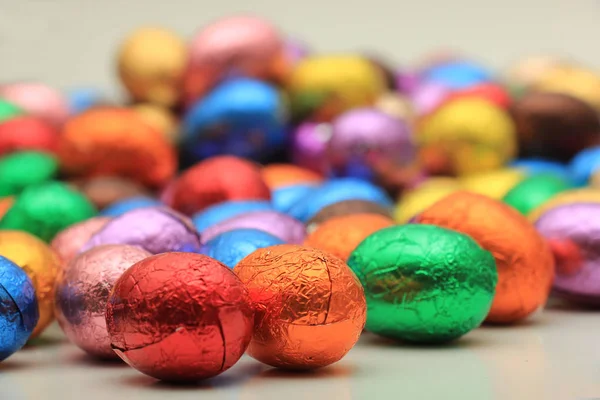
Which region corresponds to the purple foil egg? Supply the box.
[535,202,600,304]
[291,122,332,175]
[80,207,201,254]
[396,70,421,95]
[328,108,414,180]
[410,80,451,116]
[201,210,306,244]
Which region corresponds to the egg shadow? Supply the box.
[69,352,129,369]
[0,359,33,372]
[24,335,67,349]
[545,296,600,313]
[361,332,488,350]
[257,364,356,380]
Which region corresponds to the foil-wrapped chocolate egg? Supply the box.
[415,192,554,323]
[421,60,493,90]
[511,158,570,182]
[304,213,394,260]
[132,103,179,144]
[418,98,517,175]
[533,65,600,111]
[117,27,187,107]
[307,199,393,230]
[459,167,526,199]
[0,83,69,126]
[184,16,287,104]
[170,156,271,215]
[0,230,60,338]
[527,188,600,222]
[347,224,496,342]
[503,174,571,215]
[569,146,600,186]
[0,116,58,156]
[57,107,177,188]
[0,151,58,196]
[70,176,151,211]
[202,228,284,268]
[106,252,254,381]
[272,184,317,214]
[510,92,600,162]
[327,107,414,182]
[0,255,39,360]
[410,81,451,116]
[448,83,511,109]
[55,244,151,358]
[181,78,287,164]
[81,207,201,254]
[192,200,272,232]
[534,203,600,304]
[0,181,97,242]
[288,55,386,121]
[287,178,393,222]
[393,177,461,223]
[51,217,111,267]
[0,99,23,123]
[0,197,14,219]
[261,163,323,190]
[202,210,305,244]
[99,196,163,217]
[291,122,331,175]
[234,245,366,369]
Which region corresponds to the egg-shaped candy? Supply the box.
[393,177,461,223]
[99,196,163,218]
[192,200,272,232]
[409,81,451,117]
[50,217,111,267]
[459,168,525,200]
[533,65,600,111]
[132,103,179,144]
[568,146,600,187]
[527,188,600,222]
[0,83,68,126]
[0,116,58,156]
[307,199,393,231]
[271,184,317,214]
[448,83,511,109]
[261,163,323,190]
[421,60,493,90]
[70,176,151,211]
[0,151,58,197]
[511,158,570,182]
[0,99,23,123]
[57,107,177,188]
[290,122,331,175]
[0,255,38,360]
[503,174,571,215]
[117,27,187,108]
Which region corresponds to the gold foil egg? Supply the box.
[459,168,526,199]
[394,177,461,223]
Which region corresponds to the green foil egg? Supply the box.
[0,99,23,123]
[0,181,97,242]
[347,224,497,343]
[502,173,571,215]
[0,152,58,197]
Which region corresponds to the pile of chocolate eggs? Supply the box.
[2,14,600,383]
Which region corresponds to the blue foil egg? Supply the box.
[0,255,39,361]
[568,147,600,186]
[511,158,570,182]
[192,200,273,232]
[181,78,287,164]
[287,178,393,222]
[271,184,317,213]
[100,196,163,217]
[201,228,285,268]
[422,61,492,90]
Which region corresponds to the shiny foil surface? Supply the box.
[393,177,461,224]
[527,188,600,221]
[307,199,393,230]
[192,200,273,232]
[0,82,69,126]
[0,196,14,219]
[57,107,177,188]
[80,207,201,255]
[50,217,111,267]
[0,255,39,361]
[71,176,151,210]
[0,181,97,242]
[201,210,306,244]
[535,203,600,304]
[272,184,317,214]
[202,228,284,268]
[416,191,554,323]
[54,245,151,358]
[106,253,254,381]
[502,174,571,215]
[261,163,323,190]
[234,245,366,369]
[569,147,600,186]
[0,230,61,338]
[132,104,179,144]
[347,224,496,343]
[290,122,331,175]
[0,151,58,197]
[304,213,394,260]
[99,196,163,218]
[0,116,58,157]
[170,156,271,215]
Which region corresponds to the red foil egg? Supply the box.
[0,116,58,156]
[106,252,254,381]
[170,156,271,215]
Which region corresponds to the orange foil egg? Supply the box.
[0,230,61,338]
[234,245,366,369]
[415,191,554,323]
[57,107,176,188]
[261,163,324,190]
[304,213,394,260]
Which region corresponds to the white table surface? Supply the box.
[2,300,599,400]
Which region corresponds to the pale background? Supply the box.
[1,0,600,98]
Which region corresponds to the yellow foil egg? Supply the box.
[132,103,179,144]
[528,188,600,222]
[288,55,386,121]
[534,65,600,111]
[394,177,462,223]
[418,98,517,176]
[117,27,187,108]
[460,168,526,199]
[0,230,60,338]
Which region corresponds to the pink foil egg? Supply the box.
[51,217,111,268]
[0,83,69,126]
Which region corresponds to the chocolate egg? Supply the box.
[0,151,58,197]
[569,146,600,186]
[503,174,571,215]
[51,217,111,267]
[132,103,179,144]
[81,207,201,255]
[533,65,600,111]
[106,253,254,381]
[117,27,187,107]
[448,83,511,109]
[261,163,323,190]
[234,245,366,369]
[70,176,151,211]
[0,83,68,126]
[0,230,60,338]
[0,99,23,123]
[272,184,317,214]
[527,188,600,222]
[192,200,272,232]
[55,244,151,358]
[291,122,331,175]
[393,177,461,223]
[99,196,163,217]
[421,60,493,90]
[57,107,177,188]
[307,199,393,229]
[0,116,58,156]
[511,158,570,181]
[459,168,526,199]
[410,81,451,116]
[415,192,554,323]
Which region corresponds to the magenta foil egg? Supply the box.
[80,207,201,254]
[328,108,415,180]
[291,122,332,175]
[410,80,451,116]
[0,82,69,126]
[201,210,306,244]
[51,217,111,267]
[54,244,152,358]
